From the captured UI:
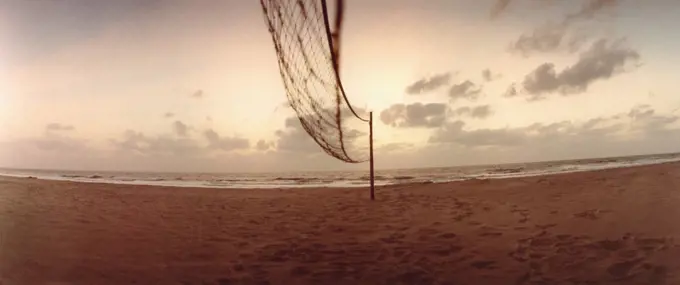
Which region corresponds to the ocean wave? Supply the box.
[273,177,318,181]
[358,175,389,181]
[487,167,524,174]
[393,175,416,180]
[61,174,105,179]
[3,153,678,189]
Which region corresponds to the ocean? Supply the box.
[1,153,679,189]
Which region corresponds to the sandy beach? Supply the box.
[1,162,679,285]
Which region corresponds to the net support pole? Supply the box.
[369,111,375,200]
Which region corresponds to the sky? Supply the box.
[1,0,679,172]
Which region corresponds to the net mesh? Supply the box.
[260,0,368,163]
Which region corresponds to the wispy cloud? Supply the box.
[46,123,75,132]
[191,89,204,99]
[429,104,677,148]
[502,0,621,56]
[204,129,250,151]
[451,105,494,119]
[405,73,452,95]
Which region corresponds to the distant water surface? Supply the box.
[1,153,679,189]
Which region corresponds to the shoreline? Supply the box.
[1,156,679,190]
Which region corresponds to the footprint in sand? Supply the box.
[290,266,311,276]
[607,258,644,279]
[376,250,389,261]
[535,223,557,230]
[418,227,454,242]
[232,263,245,272]
[311,269,346,281]
[642,263,669,282]
[392,249,406,258]
[477,225,504,237]
[573,209,611,220]
[380,237,398,244]
[453,211,473,221]
[510,232,675,283]
[390,268,434,285]
[479,231,503,237]
[510,208,531,223]
[635,237,671,252]
[429,245,463,257]
[597,239,626,251]
[438,232,457,239]
[470,260,496,269]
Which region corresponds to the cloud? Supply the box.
[273,101,292,114]
[204,129,250,151]
[33,134,87,152]
[2,105,678,173]
[111,130,204,157]
[448,80,482,101]
[628,104,655,120]
[482,69,493,82]
[376,142,415,154]
[430,105,678,149]
[521,63,561,99]
[493,0,620,20]
[110,123,249,157]
[429,118,621,148]
[508,22,586,56]
[164,112,175,118]
[0,132,103,170]
[275,117,326,153]
[566,0,619,21]
[503,84,518,98]
[628,104,679,134]
[380,103,447,128]
[191,89,204,98]
[504,0,620,56]
[405,73,452,95]
[516,39,640,100]
[45,123,75,132]
[281,106,370,157]
[274,115,367,155]
[451,105,493,119]
[482,69,501,82]
[255,139,274,151]
[429,120,528,147]
[173,120,190,137]
[489,0,512,19]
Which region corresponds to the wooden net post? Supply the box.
[369,111,375,200]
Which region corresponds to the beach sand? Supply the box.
[1,162,679,285]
